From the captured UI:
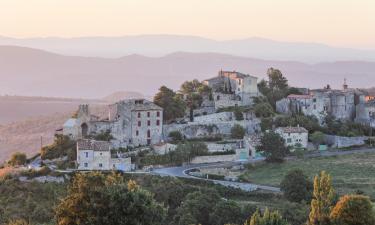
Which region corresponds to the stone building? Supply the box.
[355,100,375,128]
[276,82,365,123]
[63,99,163,148]
[275,126,308,150]
[203,70,259,109]
[76,139,132,171]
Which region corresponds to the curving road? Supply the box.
[152,161,281,192]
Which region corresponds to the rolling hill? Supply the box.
[1,46,375,98]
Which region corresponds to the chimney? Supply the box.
[343,78,348,90]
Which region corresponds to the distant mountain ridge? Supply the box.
[1,35,375,63]
[1,45,375,99]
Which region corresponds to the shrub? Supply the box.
[330,195,375,225]
[8,152,27,166]
[40,135,76,160]
[168,131,184,142]
[257,131,289,162]
[280,169,313,203]
[231,124,246,139]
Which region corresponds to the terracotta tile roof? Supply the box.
[276,126,308,133]
[77,139,111,151]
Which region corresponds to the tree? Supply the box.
[308,171,335,225]
[254,102,275,118]
[40,134,76,160]
[174,190,221,225]
[231,124,246,139]
[168,131,184,142]
[209,200,243,225]
[257,132,289,162]
[180,80,209,122]
[8,152,27,166]
[258,68,290,109]
[93,130,113,141]
[55,172,166,225]
[154,86,186,122]
[310,131,325,148]
[245,208,290,225]
[7,219,30,225]
[330,195,375,225]
[280,169,313,203]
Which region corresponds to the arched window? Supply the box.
[81,123,88,137]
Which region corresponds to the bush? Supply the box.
[40,135,76,160]
[168,131,184,142]
[231,124,246,139]
[330,195,375,225]
[310,131,325,147]
[8,152,27,166]
[280,169,313,203]
[92,130,113,141]
[254,102,275,118]
[257,131,289,162]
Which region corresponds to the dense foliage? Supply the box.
[245,208,290,225]
[280,169,313,203]
[40,135,76,161]
[153,86,187,122]
[257,132,289,162]
[330,195,375,225]
[55,172,166,225]
[8,152,27,166]
[231,124,246,139]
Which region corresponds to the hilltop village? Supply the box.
[58,69,375,171]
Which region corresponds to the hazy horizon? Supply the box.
[1,0,375,49]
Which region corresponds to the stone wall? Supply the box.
[324,134,368,148]
[163,119,261,139]
[191,154,237,164]
[193,112,233,123]
[205,142,238,152]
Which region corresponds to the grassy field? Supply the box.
[240,152,375,199]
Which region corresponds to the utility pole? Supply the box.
[40,136,43,149]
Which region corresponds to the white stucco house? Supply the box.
[275,126,308,150]
[77,139,132,171]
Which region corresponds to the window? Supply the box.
[138,112,141,118]
[287,138,292,143]
[136,130,139,136]
[99,163,103,168]
[313,98,317,103]
[85,152,89,158]
[157,111,160,117]
[314,105,316,110]
[147,130,151,138]
[84,163,88,167]
[156,120,160,126]
[217,95,220,100]
[99,152,102,156]
[138,121,141,127]
[147,120,151,126]
[147,112,150,117]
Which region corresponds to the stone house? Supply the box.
[275,126,308,149]
[276,82,365,124]
[77,139,132,171]
[355,100,375,128]
[63,99,163,148]
[203,70,259,109]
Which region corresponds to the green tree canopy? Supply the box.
[209,200,243,225]
[280,169,313,203]
[55,172,166,225]
[154,86,186,122]
[245,208,290,225]
[257,132,289,162]
[308,171,335,225]
[330,195,375,225]
[231,124,246,139]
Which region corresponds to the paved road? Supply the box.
[152,161,281,192]
[152,147,375,193]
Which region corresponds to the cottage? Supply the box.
[275,126,308,150]
[63,99,164,148]
[76,139,132,171]
[203,70,259,109]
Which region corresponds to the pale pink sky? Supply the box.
[1,0,375,48]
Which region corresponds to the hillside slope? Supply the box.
[1,46,375,98]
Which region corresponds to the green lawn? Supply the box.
[241,152,375,199]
